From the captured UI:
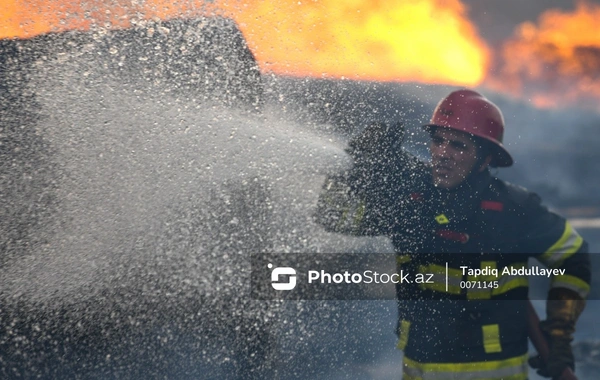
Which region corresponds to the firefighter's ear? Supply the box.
[478,155,492,172]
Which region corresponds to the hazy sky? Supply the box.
[462,0,597,45]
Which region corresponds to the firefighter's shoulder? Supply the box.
[488,178,542,211]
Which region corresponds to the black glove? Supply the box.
[345,121,406,187]
[528,331,574,379]
[529,288,585,379]
[346,121,405,164]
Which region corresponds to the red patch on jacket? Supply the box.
[411,192,423,201]
[480,200,504,212]
[436,230,469,244]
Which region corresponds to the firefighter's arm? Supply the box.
[517,192,590,294]
[521,194,591,378]
[534,242,590,379]
[529,206,590,303]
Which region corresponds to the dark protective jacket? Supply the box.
[315,150,591,380]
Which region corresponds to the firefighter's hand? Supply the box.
[346,121,404,164]
[529,288,585,379]
[528,333,574,379]
[345,121,405,187]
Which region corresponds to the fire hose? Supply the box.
[527,300,578,380]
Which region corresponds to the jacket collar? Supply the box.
[432,168,493,207]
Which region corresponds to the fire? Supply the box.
[0,0,489,86]
[6,1,600,111]
[487,1,600,109]
[0,1,208,36]
[218,0,489,85]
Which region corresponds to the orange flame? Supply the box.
[0,1,210,36]
[487,1,600,110]
[0,0,489,87]
[219,0,489,85]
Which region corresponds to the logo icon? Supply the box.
[269,263,297,290]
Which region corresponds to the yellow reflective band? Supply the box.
[466,261,498,299]
[396,320,410,350]
[466,284,491,300]
[480,261,498,281]
[435,214,449,225]
[397,255,412,265]
[403,353,528,380]
[336,208,349,230]
[403,371,527,380]
[491,263,528,296]
[504,263,527,271]
[429,264,462,280]
[334,201,366,233]
[492,276,529,296]
[353,200,365,226]
[482,324,502,353]
[551,274,591,299]
[418,264,462,295]
[540,221,583,268]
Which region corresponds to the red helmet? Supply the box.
[424,89,513,167]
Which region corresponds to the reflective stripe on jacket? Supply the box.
[402,353,529,380]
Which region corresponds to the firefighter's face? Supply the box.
[429,128,488,189]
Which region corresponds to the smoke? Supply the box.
[467,1,600,109]
[484,92,600,208]
[462,0,583,45]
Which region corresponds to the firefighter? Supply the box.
[314,89,591,379]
